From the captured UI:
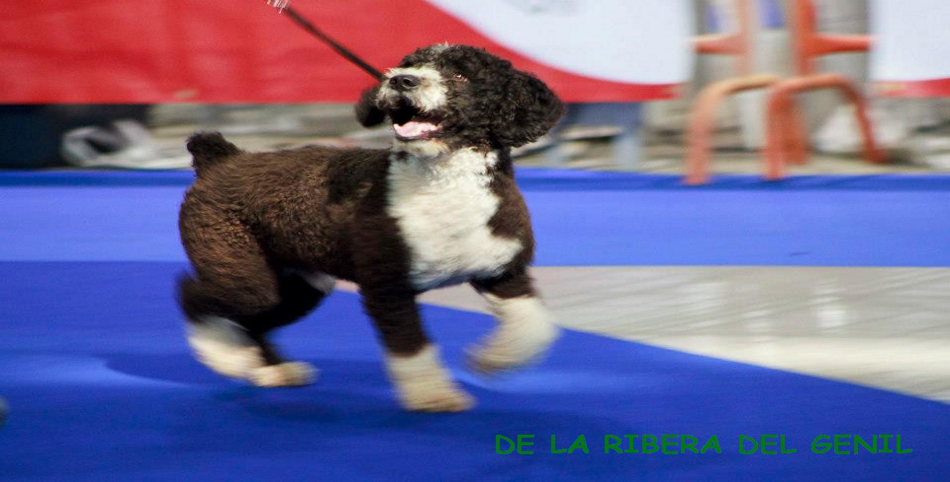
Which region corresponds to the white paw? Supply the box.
[467,317,560,374]
[385,345,474,412]
[188,328,265,379]
[248,362,317,387]
[397,382,475,413]
[469,295,560,374]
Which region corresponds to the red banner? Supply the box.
[875,79,950,98]
[0,1,687,103]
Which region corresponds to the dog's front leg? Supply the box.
[360,285,474,412]
[469,269,560,373]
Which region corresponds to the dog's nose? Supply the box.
[389,74,421,92]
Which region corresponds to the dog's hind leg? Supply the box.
[177,205,325,387]
[468,269,560,373]
[233,271,333,387]
[179,270,327,387]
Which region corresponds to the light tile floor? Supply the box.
[341,267,950,404]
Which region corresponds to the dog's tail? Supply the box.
[186,132,240,177]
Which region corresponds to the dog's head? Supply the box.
[356,44,564,157]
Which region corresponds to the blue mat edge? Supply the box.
[3,168,950,191]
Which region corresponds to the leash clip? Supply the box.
[267,0,290,14]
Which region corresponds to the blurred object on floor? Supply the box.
[62,120,190,170]
[814,104,907,155]
[545,103,645,170]
[0,105,148,168]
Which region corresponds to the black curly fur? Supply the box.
[355,86,386,127]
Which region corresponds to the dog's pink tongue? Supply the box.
[394,121,438,139]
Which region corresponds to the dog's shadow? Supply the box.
[98,351,723,479]
[102,352,387,386]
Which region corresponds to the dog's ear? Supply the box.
[355,86,387,127]
[496,71,565,148]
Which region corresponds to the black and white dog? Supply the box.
[177,44,564,412]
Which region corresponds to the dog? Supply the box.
[177,44,564,412]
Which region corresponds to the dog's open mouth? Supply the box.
[390,104,444,142]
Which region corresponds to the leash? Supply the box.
[267,1,385,81]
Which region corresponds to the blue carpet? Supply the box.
[1,170,948,480]
[1,169,949,266]
[1,262,947,482]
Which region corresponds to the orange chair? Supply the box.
[763,0,884,180]
[686,0,781,185]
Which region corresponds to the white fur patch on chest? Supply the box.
[387,149,522,291]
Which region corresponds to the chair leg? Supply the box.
[836,82,886,164]
[785,100,809,165]
[685,90,725,185]
[767,74,887,179]
[686,75,780,185]
[764,90,791,180]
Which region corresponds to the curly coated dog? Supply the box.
[177,44,564,412]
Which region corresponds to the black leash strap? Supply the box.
[280,5,385,81]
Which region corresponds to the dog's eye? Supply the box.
[453,73,468,82]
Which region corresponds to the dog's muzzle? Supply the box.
[389,75,421,93]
